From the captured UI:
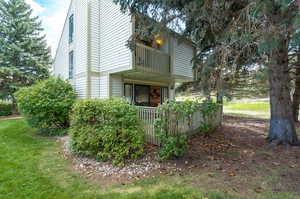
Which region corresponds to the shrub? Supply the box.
[154,100,196,161]
[70,99,144,166]
[154,100,220,161]
[156,135,188,161]
[15,77,76,134]
[0,101,13,116]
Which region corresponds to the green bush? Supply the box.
[70,99,144,166]
[154,100,195,161]
[15,78,76,134]
[154,100,220,161]
[0,101,13,116]
[157,135,188,161]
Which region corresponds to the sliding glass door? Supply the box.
[124,83,169,107]
[135,85,150,106]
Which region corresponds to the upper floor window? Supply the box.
[69,51,74,79]
[69,14,74,43]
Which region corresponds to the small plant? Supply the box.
[157,135,188,161]
[70,99,144,166]
[15,77,76,134]
[199,123,213,136]
[199,102,220,121]
[154,100,220,161]
[154,100,196,161]
[0,101,13,116]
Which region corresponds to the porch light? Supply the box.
[155,34,164,46]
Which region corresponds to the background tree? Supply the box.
[0,0,51,113]
[292,47,300,122]
[114,0,300,146]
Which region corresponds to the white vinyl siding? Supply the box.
[53,35,69,79]
[99,0,132,73]
[53,0,76,80]
[54,0,89,98]
[91,76,100,98]
[54,0,196,100]
[111,75,123,98]
[99,75,109,99]
[75,76,87,98]
[88,0,100,72]
[173,41,194,78]
[74,0,89,74]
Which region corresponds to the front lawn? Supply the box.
[224,98,270,118]
[0,119,233,199]
[0,118,299,199]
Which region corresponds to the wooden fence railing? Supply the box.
[137,105,223,145]
[135,43,171,75]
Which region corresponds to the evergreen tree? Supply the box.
[292,46,300,122]
[0,0,51,112]
[114,0,300,146]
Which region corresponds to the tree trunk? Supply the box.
[11,95,18,115]
[267,39,299,146]
[216,71,224,118]
[292,48,300,122]
[216,70,223,104]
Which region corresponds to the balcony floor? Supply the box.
[116,69,173,83]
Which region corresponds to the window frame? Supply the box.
[160,87,169,104]
[69,51,74,79]
[69,14,74,43]
[134,84,151,107]
[124,83,134,104]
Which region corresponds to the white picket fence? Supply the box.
[137,105,223,145]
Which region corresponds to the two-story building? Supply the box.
[53,0,195,107]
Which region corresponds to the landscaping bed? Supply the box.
[60,136,164,183]
[59,115,300,198]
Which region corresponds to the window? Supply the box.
[150,86,161,107]
[69,14,74,43]
[124,84,168,107]
[161,87,169,104]
[135,85,150,106]
[69,51,74,79]
[124,84,133,104]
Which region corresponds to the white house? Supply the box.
[53,0,195,107]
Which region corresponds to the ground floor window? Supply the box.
[135,85,150,106]
[150,86,161,107]
[124,83,169,107]
[124,84,133,104]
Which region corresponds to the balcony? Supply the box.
[134,43,171,76]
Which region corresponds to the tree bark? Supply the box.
[267,38,299,146]
[292,48,300,122]
[11,95,18,115]
[216,70,223,104]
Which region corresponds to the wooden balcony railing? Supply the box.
[135,43,171,75]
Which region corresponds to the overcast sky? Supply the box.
[25,0,72,57]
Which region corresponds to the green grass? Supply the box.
[0,119,236,199]
[224,98,270,118]
[0,119,298,199]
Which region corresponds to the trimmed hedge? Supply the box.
[0,101,13,116]
[15,78,76,134]
[70,99,145,166]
